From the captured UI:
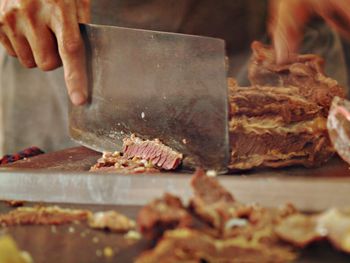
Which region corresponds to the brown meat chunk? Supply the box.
[137,193,192,240]
[275,214,322,248]
[189,169,281,240]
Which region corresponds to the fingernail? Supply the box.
[70,91,86,105]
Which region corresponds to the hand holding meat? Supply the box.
[270,0,350,64]
[0,0,90,105]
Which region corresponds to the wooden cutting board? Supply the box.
[2,146,350,178]
[1,146,101,171]
[1,146,350,212]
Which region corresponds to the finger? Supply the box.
[269,0,311,64]
[0,28,16,56]
[49,1,87,105]
[2,10,36,68]
[17,0,61,70]
[76,0,91,23]
[24,24,61,71]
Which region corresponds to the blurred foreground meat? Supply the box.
[136,169,350,262]
[136,169,298,262]
[276,209,350,253]
[228,42,345,170]
[137,193,192,240]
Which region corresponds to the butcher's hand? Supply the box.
[270,0,350,64]
[0,0,90,105]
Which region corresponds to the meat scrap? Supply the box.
[137,193,192,240]
[135,228,297,263]
[88,210,136,233]
[0,206,91,226]
[189,169,295,240]
[189,168,238,232]
[123,135,183,170]
[228,41,345,170]
[276,209,350,253]
[90,151,161,174]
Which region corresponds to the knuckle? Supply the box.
[62,37,83,54]
[38,55,61,71]
[64,70,77,82]
[2,10,18,31]
[20,57,36,68]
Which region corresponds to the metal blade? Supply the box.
[69,24,229,171]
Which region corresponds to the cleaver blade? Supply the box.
[69,24,229,172]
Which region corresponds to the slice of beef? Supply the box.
[229,79,322,123]
[137,193,192,240]
[135,228,297,263]
[229,123,333,170]
[123,135,183,170]
[248,41,345,114]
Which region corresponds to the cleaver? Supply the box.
[69,24,229,172]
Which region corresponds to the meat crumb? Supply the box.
[124,230,142,240]
[103,246,114,258]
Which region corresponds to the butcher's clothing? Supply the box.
[0,0,347,154]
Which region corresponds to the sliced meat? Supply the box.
[123,135,183,170]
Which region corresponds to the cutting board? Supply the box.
[1,146,101,171]
[1,147,350,211]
